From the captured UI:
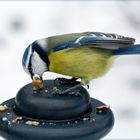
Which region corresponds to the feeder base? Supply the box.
[0,98,114,140]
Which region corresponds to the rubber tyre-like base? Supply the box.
[15,80,91,120]
[0,98,114,140]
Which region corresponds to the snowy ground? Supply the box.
[0,1,140,139]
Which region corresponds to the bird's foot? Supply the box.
[53,78,82,96]
[51,91,81,96]
[51,81,82,96]
[58,83,82,96]
[60,91,81,96]
[54,77,79,86]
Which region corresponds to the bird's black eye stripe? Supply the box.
[31,41,50,68]
[28,55,34,78]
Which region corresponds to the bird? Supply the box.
[22,32,140,93]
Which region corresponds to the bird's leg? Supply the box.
[60,82,82,95]
[53,77,82,95]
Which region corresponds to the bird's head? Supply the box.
[22,40,50,80]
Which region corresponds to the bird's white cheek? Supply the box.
[31,52,47,76]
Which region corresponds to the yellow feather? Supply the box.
[48,47,115,85]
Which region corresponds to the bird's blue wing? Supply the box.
[53,32,135,52]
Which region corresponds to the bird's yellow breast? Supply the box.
[48,47,115,84]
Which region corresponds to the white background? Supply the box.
[0,1,140,139]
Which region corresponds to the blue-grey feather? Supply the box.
[22,46,30,68]
[113,44,140,55]
[53,33,135,52]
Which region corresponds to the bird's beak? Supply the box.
[32,74,43,90]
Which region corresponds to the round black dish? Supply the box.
[0,98,114,140]
[0,80,114,140]
[15,80,91,120]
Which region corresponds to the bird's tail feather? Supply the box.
[113,44,140,55]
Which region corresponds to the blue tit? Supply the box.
[22,32,139,91]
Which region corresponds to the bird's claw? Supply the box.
[52,90,81,96]
[66,91,82,96]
